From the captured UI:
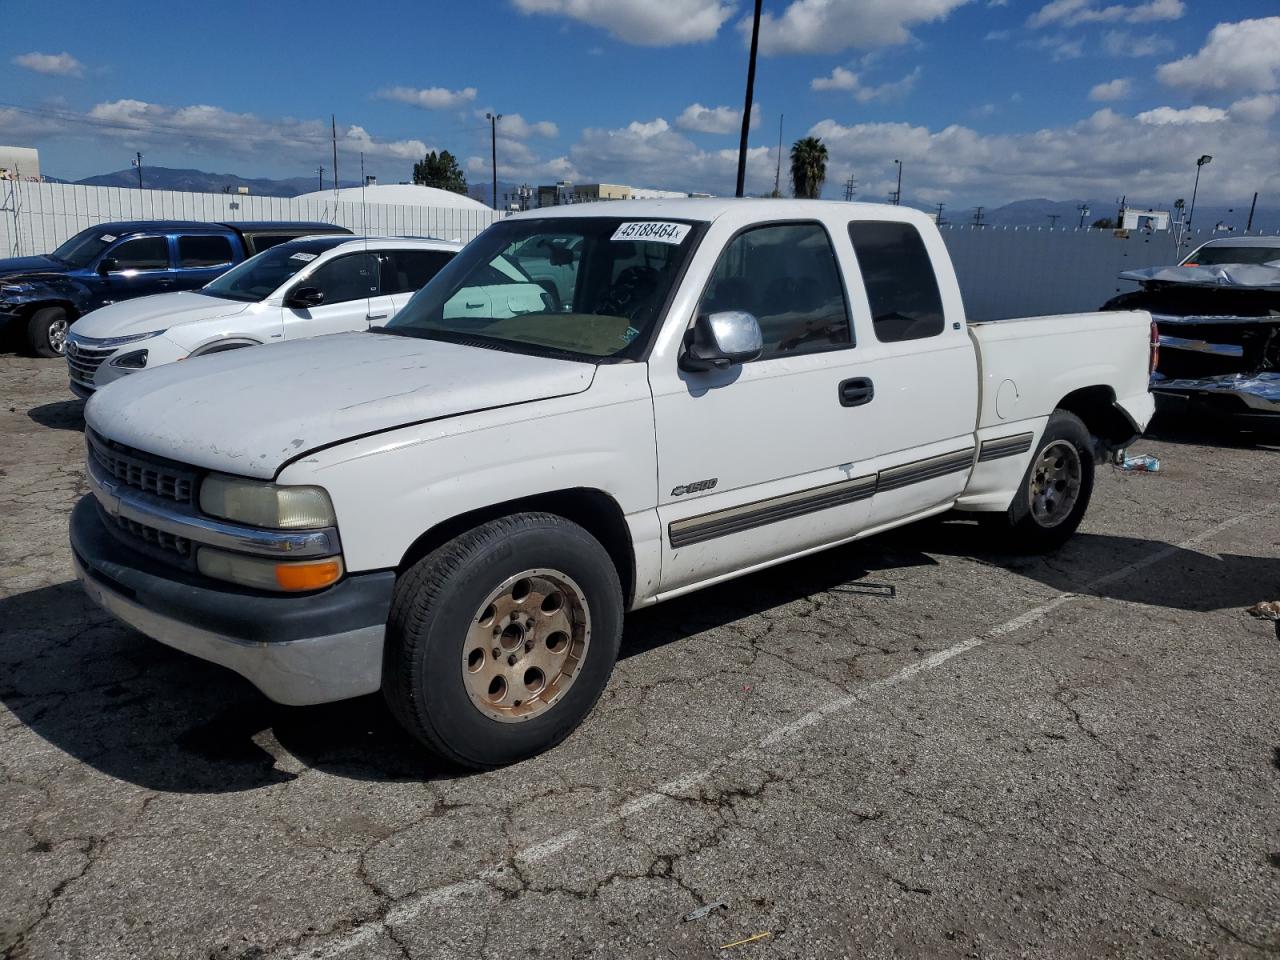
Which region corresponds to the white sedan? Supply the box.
[66,235,459,396]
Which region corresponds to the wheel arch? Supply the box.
[1054,385,1140,454]
[397,487,636,606]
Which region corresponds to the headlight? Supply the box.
[199,474,336,529]
[79,329,166,348]
[197,547,344,592]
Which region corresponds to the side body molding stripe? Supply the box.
[668,446,978,548]
[978,432,1034,462]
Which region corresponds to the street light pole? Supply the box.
[1185,154,1212,250]
[486,112,503,210]
[132,152,143,190]
[1077,203,1089,228]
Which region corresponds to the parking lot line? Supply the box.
[284,507,1271,959]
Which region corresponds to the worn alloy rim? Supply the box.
[462,568,591,724]
[1028,440,1082,528]
[48,318,68,354]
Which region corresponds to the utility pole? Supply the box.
[1115,194,1126,230]
[331,115,339,197]
[935,202,946,225]
[1047,214,1060,228]
[892,159,902,206]
[773,113,783,198]
[317,166,325,192]
[1077,203,1090,228]
[1245,191,1258,234]
[132,152,143,189]
[486,112,502,210]
[973,206,985,228]
[736,0,763,198]
[843,175,857,202]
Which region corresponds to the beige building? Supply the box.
[0,145,40,180]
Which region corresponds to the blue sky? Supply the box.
[3,0,1278,207]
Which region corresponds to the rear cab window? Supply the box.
[381,249,455,294]
[847,221,944,343]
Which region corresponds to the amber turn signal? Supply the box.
[274,558,343,592]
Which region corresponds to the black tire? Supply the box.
[27,306,70,358]
[383,512,623,769]
[991,410,1095,553]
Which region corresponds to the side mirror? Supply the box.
[97,258,118,276]
[285,286,325,309]
[679,311,763,372]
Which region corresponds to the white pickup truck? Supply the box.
[71,199,1155,768]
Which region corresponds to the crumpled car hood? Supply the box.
[1122,263,1280,291]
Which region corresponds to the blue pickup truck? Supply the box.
[0,220,351,357]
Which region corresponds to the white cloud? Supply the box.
[807,103,1277,207]
[511,0,733,44]
[12,51,84,77]
[1136,105,1227,125]
[984,29,1011,40]
[1229,93,1280,123]
[1089,77,1132,101]
[1027,0,1183,29]
[480,112,559,139]
[1157,17,1280,95]
[1036,34,1085,60]
[811,65,922,102]
[746,0,972,55]
[1101,30,1173,57]
[565,116,777,194]
[375,86,477,110]
[675,103,762,135]
[25,99,432,165]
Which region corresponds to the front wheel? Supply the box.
[991,410,1095,553]
[28,306,70,358]
[382,513,623,769]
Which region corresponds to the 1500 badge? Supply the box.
[671,478,718,497]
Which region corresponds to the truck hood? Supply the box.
[85,332,597,479]
[71,292,250,339]
[0,255,68,279]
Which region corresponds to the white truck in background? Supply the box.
[71,199,1156,769]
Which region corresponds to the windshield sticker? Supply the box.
[611,222,691,245]
[99,234,117,243]
[621,326,640,343]
[289,252,319,262]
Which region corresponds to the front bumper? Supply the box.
[1152,372,1280,427]
[70,496,395,705]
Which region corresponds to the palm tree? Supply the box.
[790,137,828,199]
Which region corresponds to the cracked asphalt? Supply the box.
[2,352,1278,960]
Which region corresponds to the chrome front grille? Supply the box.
[108,513,193,558]
[66,341,115,387]
[87,430,197,505]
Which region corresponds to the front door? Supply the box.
[95,235,174,307]
[649,221,882,594]
[283,252,392,339]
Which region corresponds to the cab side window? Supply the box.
[178,235,234,268]
[847,221,945,343]
[697,223,851,361]
[303,253,380,304]
[110,236,169,271]
[381,250,454,294]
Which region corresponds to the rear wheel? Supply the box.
[28,306,70,358]
[382,513,622,769]
[992,410,1095,552]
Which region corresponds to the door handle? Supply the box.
[838,377,875,407]
[465,301,484,309]
[367,313,389,321]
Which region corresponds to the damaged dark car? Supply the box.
[1102,237,1280,429]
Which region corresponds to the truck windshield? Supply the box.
[383,217,701,360]
[50,227,118,268]
[202,237,349,302]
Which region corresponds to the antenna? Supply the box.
[331,115,339,202]
[360,152,373,324]
[773,113,783,197]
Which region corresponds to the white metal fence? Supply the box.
[0,180,505,257]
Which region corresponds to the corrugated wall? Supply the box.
[942,225,1197,320]
[0,180,504,256]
